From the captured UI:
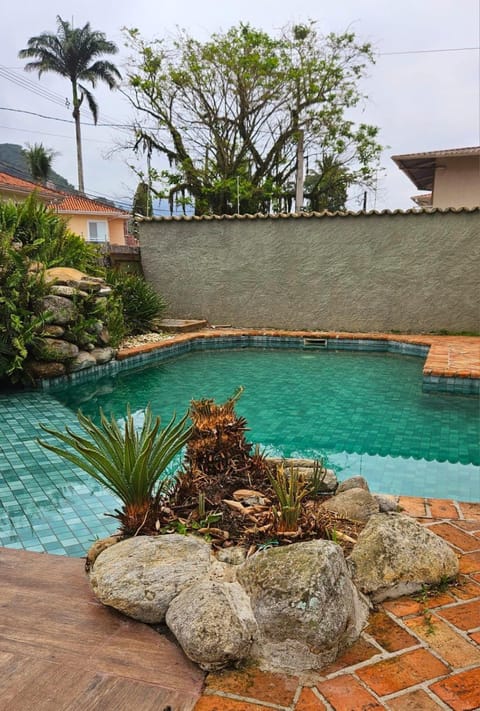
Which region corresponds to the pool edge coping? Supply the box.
[40,329,480,396]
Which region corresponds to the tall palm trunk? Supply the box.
[72,83,85,193]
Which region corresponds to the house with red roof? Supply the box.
[392,146,480,208]
[0,171,132,246]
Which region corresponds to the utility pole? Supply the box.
[146,143,152,218]
[295,129,304,212]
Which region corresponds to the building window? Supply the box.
[88,220,108,242]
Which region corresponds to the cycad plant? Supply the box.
[38,404,192,535]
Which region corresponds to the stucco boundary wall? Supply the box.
[138,208,480,333]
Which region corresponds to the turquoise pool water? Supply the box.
[0,348,479,555]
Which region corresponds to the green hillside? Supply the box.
[0,143,75,191]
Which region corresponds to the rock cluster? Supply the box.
[26,267,115,380]
[89,534,369,674]
[86,474,459,675]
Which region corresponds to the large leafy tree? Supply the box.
[23,143,57,184]
[19,16,121,193]
[124,22,382,215]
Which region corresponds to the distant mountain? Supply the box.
[0,143,75,192]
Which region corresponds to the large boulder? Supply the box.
[236,539,369,674]
[166,580,257,671]
[25,360,66,379]
[88,534,211,623]
[321,487,379,522]
[349,513,459,601]
[45,266,89,284]
[31,338,79,362]
[37,295,77,325]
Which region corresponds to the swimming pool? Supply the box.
[0,347,478,555]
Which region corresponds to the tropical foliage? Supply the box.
[19,16,121,192]
[0,194,103,274]
[124,21,382,215]
[38,404,192,535]
[106,268,166,334]
[0,233,48,382]
[22,143,57,184]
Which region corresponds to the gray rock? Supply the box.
[166,580,256,671]
[25,360,66,379]
[90,347,114,364]
[97,287,113,296]
[74,278,102,293]
[87,320,104,336]
[37,295,77,325]
[32,338,79,362]
[321,487,379,522]
[97,327,110,346]
[40,325,65,338]
[88,535,211,623]
[237,539,369,673]
[374,494,399,513]
[50,285,88,298]
[67,352,97,372]
[337,476,370,494]
[349,513,459,601]
[216,546,248,565]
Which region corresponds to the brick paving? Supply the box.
[196,498,480,711]
[0,501,479,710]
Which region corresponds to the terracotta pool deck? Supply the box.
[1,497,479,710]
[117,329,480,380]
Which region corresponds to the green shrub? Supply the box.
[0,234,48,382]
[104,293,126,348]
[106,269,166,335]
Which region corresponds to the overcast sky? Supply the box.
[0,0,478,211]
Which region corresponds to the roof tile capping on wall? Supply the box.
[138,208,480,334]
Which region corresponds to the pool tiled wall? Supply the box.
[39,335,477,395]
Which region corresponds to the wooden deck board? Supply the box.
[0,548,204,710]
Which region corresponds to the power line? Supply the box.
[0,66,68,108]
[0,65,125,126]
[0,123,112,145]
[0,106,131,129]
[379,46,479,56]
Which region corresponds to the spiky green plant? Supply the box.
[269,463,309,534]
[38,404,192,535]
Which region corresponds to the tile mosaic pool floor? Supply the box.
[0,390,118,555]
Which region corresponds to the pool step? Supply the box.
[155,318,208,333]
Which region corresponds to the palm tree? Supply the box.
[23,143,57,184]
[19,16,121,193]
